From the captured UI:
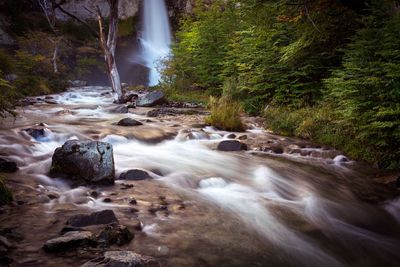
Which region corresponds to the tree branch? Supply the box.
[51,0,99,38]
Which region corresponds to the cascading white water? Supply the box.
[140,0,172,86]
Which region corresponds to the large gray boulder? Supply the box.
[81,251,159,267]
[137,91,167,107]
[43,231,97,253]
[50,140,115,185]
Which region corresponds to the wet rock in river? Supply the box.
[117,118,143,126]
[50,140,115,185]
[67,210,118,227]
[81,251,159,267]
[121,92,139,103]
[226,133,236,139]
[0,158,18,173]
[43,231,96,253]
[137,90,167,107]
[103,198,112,203]
[98,223,133,247]
[263,146,284,154]
[23,124,49,140]
[118,169,152,181]
[217,140,247,151]
[44,99,58,105]
[110,105,129,113]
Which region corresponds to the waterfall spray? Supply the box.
[140,0,172,86]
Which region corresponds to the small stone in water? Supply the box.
[103,198,112,203]
[90,191,98,198]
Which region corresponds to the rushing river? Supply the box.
[0,86,399,266]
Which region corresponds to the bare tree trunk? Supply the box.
[96,0,124,103]
[53,41,59,73]
[38,0,60,73]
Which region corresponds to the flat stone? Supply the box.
[81,251,159,267]
[217,140,247,151]
[66,210,118,227]
[119,170,152,181]
[117,118,143,126]
[43,231,96,253]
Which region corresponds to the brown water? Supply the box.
[1,86,400,267]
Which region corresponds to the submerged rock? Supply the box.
[67,210,118,227]
[137,90,167,107]
[81,251,159,267]
[23,124,49,140]
[117,118,143,126]
[217,140,247,151]
[110,105,129,114]
[50,140,115,185]
[43,231,96,253]
[119,169,152,181]
[98,223,133,247]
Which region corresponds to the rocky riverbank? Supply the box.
[1,86,400,266]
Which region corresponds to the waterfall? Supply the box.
[140,0,172,86]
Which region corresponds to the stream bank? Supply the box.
[0,86,399,266]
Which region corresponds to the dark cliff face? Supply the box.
[165,0,193,31]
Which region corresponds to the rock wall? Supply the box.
[55,0,193,21]
[55,0,140,20]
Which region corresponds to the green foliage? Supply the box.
[0,49,13,74]
[206,96,245,131]
[0,175,13,205]
[76,57,102,79]
[324,1,400,169]
[60,20,97,42]
[118,16,136,37]
[164,0,358,113]
[0,76,17,118]
[13,32,69,96]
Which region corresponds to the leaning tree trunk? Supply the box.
[96,0,124,103]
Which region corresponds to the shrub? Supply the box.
[205,96,245,132]
[0,76,18,118]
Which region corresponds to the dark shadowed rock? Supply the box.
[137,90,167,107]
[81,251,159,267]
[117,118,143,126]
[226,134,236,139]
[0,158,18,173]
[44,99,57,105]
[119,169,152,181]
[121,92,139,103]
[16,98,34,107]
[43,231,96,253]
[217,140,247,151]
[98,223,133,247]
[67,210,118,227]
[50,140,115,185]
[110,105,129,113]
[23,124,49,140]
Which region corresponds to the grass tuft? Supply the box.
[205,96,245,132]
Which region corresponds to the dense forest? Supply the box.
[159,0,400,169]
[0,0,399,169]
